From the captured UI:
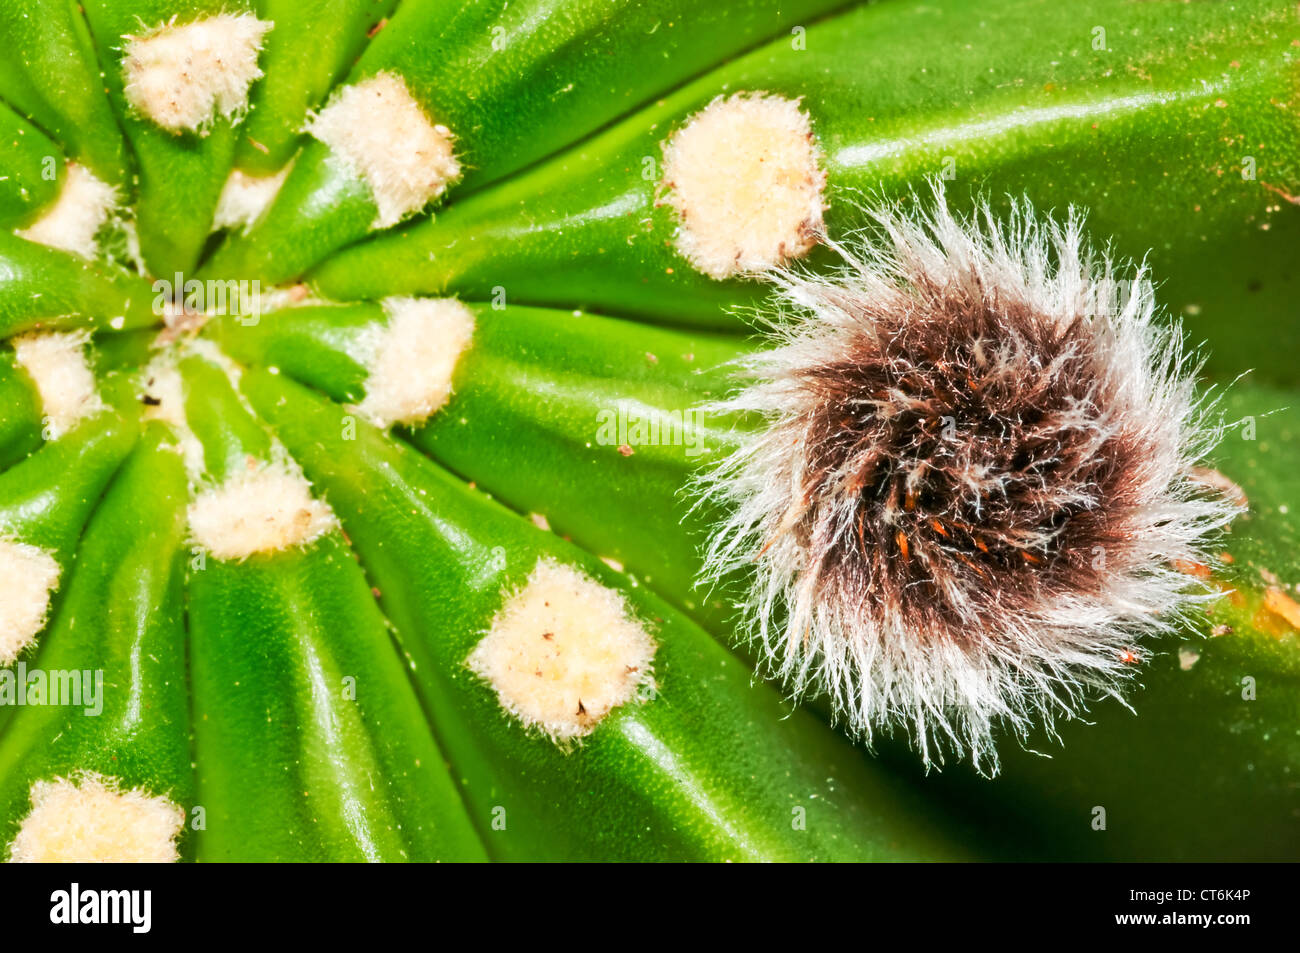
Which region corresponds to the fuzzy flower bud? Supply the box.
[699,186,1239,772]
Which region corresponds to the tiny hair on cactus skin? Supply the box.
[122,13,273,135]
[697,183,1241,774]
[307,72,460,229]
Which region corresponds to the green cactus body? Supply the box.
[0,0,1294,864]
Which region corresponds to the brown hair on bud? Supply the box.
[699,184,1239,773]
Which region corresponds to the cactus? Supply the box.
[0,0,1295,863]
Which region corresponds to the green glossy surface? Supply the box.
[0,349,42,469]
[310,0,1300,376]
[0,404,136,743]
[0,426,194,858]
[80,0,252,276]
[205,300,380,403]
[0,101,64,229]
[0,409,136,562]
[179,351,485,862]
[189,538,488,862]
[242,367,968,861]
[0,230,157,338]
[92,327,162,374]
[178,353,273,480]
[0,0,132,189]
[202,0,855,284]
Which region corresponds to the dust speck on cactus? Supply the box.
[698,185,1241,772]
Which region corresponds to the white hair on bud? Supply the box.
[15,164,117,259]
[659,92,826,279]
[123,13,273,134]
[8,774,183,862]
[698,183,1240,773]
[355,297,475,428]
[307,72,460,228]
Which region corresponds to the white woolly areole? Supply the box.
[698,186,1239,773]
[468,559,657,742]
[0,539,60,665]
[213,165,290,233]
[8,774,183,862]
[660,92,826,279]
[188,461,338,561]
[122,13,273,134]
[307,72,460,228]
[355,297,475,428]
[15,164,117,258]
[140,360,185,428]
[140,358,207,477]
[12,331,104,439]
